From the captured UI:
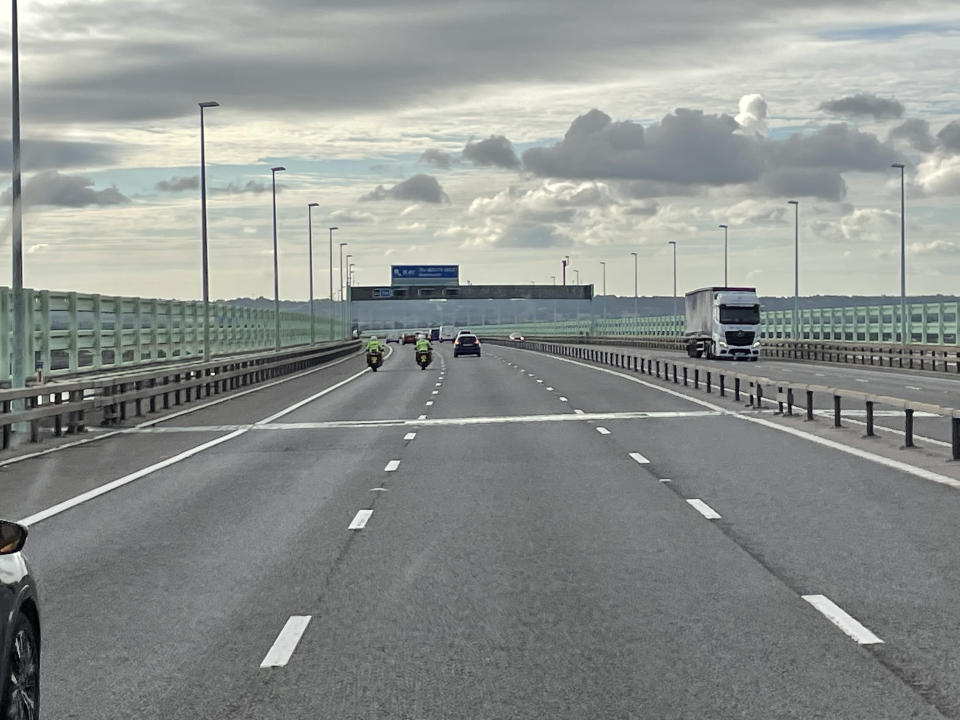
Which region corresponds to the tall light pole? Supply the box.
[345,253,353,336]
[892,163,906,343]
[718,224,728,287]
[328,226,338,340]
[562,255,569,285]
[11,0,25,399]
[788,201,799,339]
[668,241,677,333]
[550,275,556,285]
[270,166,286,350]
[574,269,580,284]
[600,261,606,318]
[198,102,220,361]
[630,251,639,322]
[307,202,319,344]
[339,241,348,338]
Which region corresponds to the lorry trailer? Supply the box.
[684,286,761,360]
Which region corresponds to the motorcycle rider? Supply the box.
[366,335,384,354]
[414,333,431,354]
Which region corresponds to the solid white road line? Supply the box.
[596,427,611,435]
[18,353,378,527]
[384,460,400,472]
[629,452,650,464]
[19,429,249,527]
[686,498,721,519]
[259,616,312,668]
[403,432,417,441]
[348,509,374,530]
[802,594,883,645]
[524,349,960,491]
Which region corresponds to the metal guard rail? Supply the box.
[512,335,960,374]
[0,340,361,448]
[484,338,960,462]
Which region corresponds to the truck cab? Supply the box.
[684,287,761,361]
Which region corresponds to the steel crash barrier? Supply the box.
[502,335,960,375]
[484,338,960,462]
[0,340,361,448]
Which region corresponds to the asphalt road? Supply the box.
[5,341,960,717]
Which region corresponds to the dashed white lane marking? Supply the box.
[432,390,439,395]
[417,414,427,420]
[369,487,389,492]
[574,409,584,414]
[435,383,442,387]
[260,616,312,668]
[855,378,869,384]
[546,386,554,391]
[425,401,434,406]
[403,432,417,441]
[686,499,721,519]
[659,478,672,483]
[596,427,611,435]
[802,594,884,645]
[536,379,544,383]
[348,509,374,529]
[628,452,650,464]
[905,385,922,391]
[384,460,400,472]
[559,396,568,402]
[815,373,826,377]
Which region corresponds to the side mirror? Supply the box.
[0,521,28,555]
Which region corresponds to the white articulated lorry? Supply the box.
[684,286,761,360]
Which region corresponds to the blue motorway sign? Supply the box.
[391,265,459,286]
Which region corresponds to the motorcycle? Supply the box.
[416,348,432,370]
[366,349,383,372]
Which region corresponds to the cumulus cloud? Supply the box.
[329,209,377,223]
[937,120,960,153]
[469,181,619,224]
[155,175,199,192]
[735,94,768,137]
[462,135,521,169]
[914,153,960,196]
[210,180,274,195]
[360,174,449,203]
[818,93,904,120]
[419,149,456,169]
[888,119,935,152]
[812,207,899,244]
[1,171,129,208]
[521,106,900,200]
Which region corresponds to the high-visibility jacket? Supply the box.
[415,339,431,352]
[366,338,383,352]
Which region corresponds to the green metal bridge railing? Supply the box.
[478,300,960,345]
[0,286,348,381]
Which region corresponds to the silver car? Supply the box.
[0,521,40,720]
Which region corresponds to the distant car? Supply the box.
[0,520,40,720]
[439,326,456,343]
[429,328,440,342]
[453,333,481,357]
[385,335,398,344]
[402,333,417,345]
[508,333,525,342]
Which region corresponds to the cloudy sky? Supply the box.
[2,0,959,301]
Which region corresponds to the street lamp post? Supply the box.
[199,101,219,361]
[328,226,338,339]
[788,201,799,339]
[345,253,353,336]
[307,202,319,344]
[562,256,569,285]
[574,269,580,284]
[11,0,25,401]
[668,241,677,334]
[270,166,286,350]
[892,163,906,343]
[718,224,728,287]
[630,251,638,330]
[339,241,348,338]
[600,261,606,318]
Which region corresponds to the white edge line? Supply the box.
[260,615,312,668]
[523,348,960,491]
[802,594,883,645]
[686,498,721,519]
[348,508,374,530]
[19,428,249,526]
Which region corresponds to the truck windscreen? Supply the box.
[719,305,760,324]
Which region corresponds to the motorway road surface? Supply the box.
[5,342,960,718]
